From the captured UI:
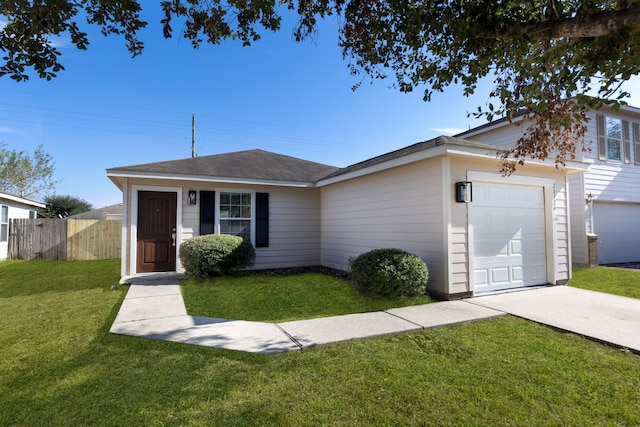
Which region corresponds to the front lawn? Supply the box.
[180,272,432,322]
[571,266,640,299]
[1,260,639,426]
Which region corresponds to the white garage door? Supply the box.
[470,182,547,294]
[594,202,640,264]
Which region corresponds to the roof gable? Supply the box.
[320,136,503,181]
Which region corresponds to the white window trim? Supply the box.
[605,116,623,162]
[0,205,8,243]
[214,189,256,245]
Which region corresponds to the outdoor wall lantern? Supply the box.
[455,181,472,203]
[188,190,197,205]
[586,192,594,204]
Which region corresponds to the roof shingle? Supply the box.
[107,149,340,184]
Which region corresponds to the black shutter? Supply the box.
[200,191,215,235]
[255,192,269,248]
[596,114,607,161]
[623,120,631,164]
[634,122,640,165]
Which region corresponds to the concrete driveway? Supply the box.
[469,286,640,353]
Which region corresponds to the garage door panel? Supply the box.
[471,182,548,294]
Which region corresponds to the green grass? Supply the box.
[571,266,640,299]
[1,260,639,426]
[180,273,432,322]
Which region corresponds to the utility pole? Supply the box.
[191,114,197,158]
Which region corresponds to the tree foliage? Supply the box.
[40,194,93,218]
[3,1,640,169]
[0,0,145,81]
[0,144,58,199]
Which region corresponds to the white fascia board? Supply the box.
[619,104,640,115]
[0,193,46,208]
[316,143,589,187]
[458,116,523,138]
[105,171,315,188]
[446,146,590,174]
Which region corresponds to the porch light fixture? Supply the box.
[188,190,197,205]
[455,181,472,203]
[586,193,594,204]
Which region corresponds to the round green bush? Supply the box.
[179,234,256,279]
[349,248,428,297]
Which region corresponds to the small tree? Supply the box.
[41,195,93,218]
[0,144,59,199]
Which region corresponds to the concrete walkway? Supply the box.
[110,276,640,354]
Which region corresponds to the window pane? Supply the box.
[1,206,7,223]
[219,192,251,241]
[607,139,621,161]
[607,117,622,139]
[220,219,250,240]
[0,224,6,242]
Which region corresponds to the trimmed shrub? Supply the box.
[179,234,256,279]
[349,248,428,297]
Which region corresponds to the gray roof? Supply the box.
[67,203,123,220]
[107,138,504,186]
[107,149,340,184]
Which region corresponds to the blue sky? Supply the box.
[1,6,639,208]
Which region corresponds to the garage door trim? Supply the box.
[467,171,558,294]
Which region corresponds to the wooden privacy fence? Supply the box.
[8,218,122,261]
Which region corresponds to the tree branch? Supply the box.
[493,6,640,39]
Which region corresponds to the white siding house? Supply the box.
[108,138,586,299]
[0,191,45,260]
[460,104,640,266]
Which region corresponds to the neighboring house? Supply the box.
[107,137,587,299]
[459,104,640,266]
[0,191,46,260]
[67,203,123,220]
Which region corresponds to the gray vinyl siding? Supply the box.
[568,173,589,265]
[257,187,321,269]
[320,158,445,290]
[462,124,527,150]
[180,183,322,270]
[122,179,322,273]
[585,109,640,202]
[554,183,571,278]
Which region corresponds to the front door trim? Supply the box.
[130,185,183,276]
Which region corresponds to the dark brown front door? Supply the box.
[137,191,177,273]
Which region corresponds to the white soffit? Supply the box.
[105,170,315,188]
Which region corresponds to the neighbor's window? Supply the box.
[219,192,252,240]
[606,117,622,161]
[1,205,8,242]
